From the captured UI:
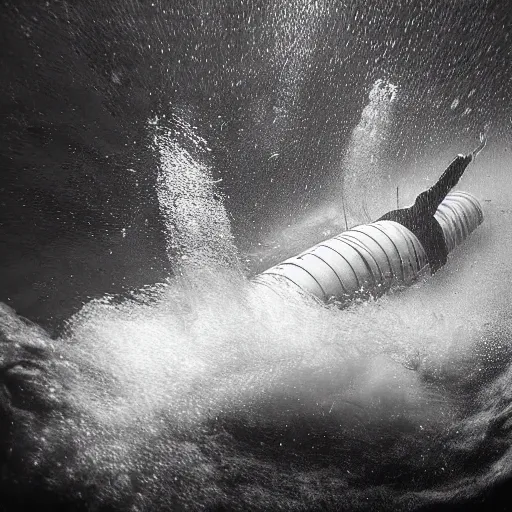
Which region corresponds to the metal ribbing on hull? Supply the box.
[255,192,483,305]
[435,191,483,254]
[256,220,428,304]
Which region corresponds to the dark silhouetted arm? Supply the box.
[416,154,473,215]
[430,154,473,198]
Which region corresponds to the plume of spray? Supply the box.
[151,113,242,282]
[341,79,398,224]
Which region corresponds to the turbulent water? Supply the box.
[4,174,512,510]
[1,0,512,510]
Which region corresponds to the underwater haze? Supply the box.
[1,0,512,510]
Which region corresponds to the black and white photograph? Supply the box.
[1,0,511,510]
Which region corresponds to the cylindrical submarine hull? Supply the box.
[434,191,484,253]
[254,191,483,304]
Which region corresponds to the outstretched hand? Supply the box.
[471,133,487,160]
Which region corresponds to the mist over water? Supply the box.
[1,0,512,509]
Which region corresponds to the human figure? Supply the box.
[377,136,487,274]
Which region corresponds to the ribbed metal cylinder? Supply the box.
[434,191,484,253]
[254,191,483,305]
